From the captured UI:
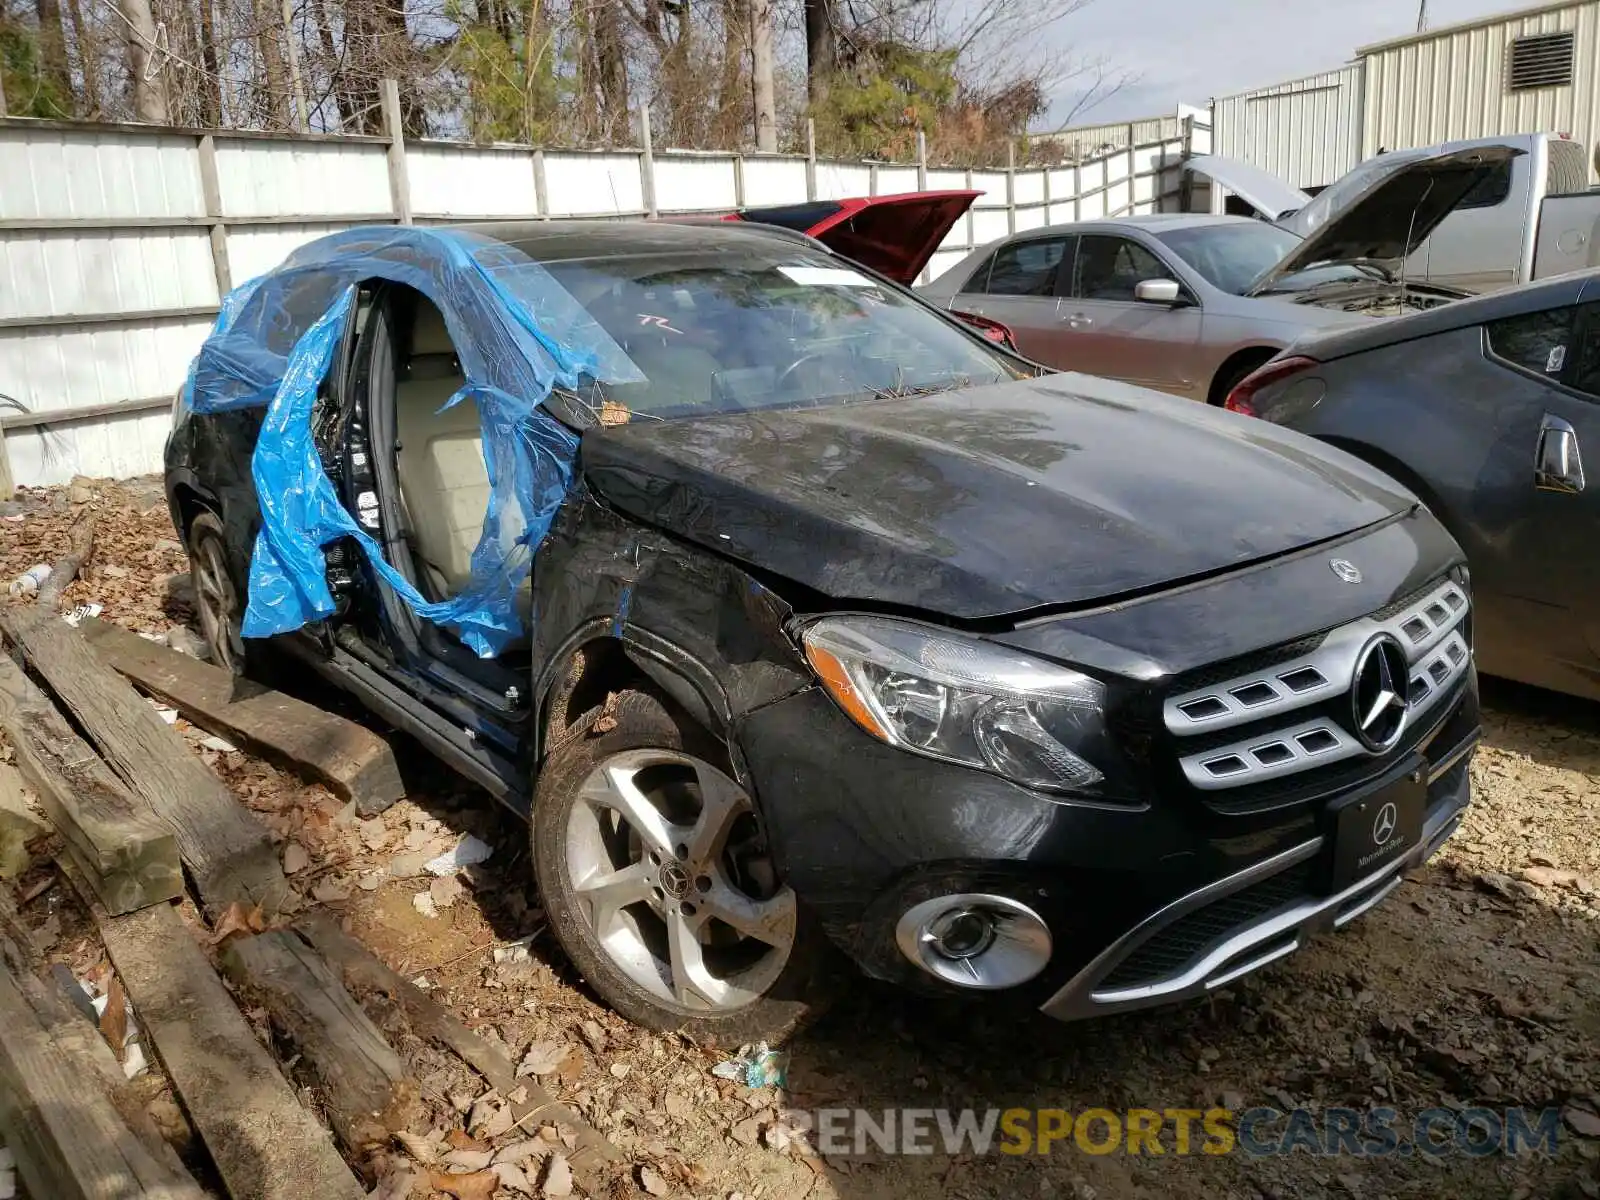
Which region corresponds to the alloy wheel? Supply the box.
[563,748,796,1012]
[190,527,245,676]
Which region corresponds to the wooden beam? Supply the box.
[82,618,404,816]
[0,896,207,1200]
[0,416,12,501]
[220,931,418,1159]
[297,915,619,1176]
[0,653,183,914]
[0,394,175,432]
[0,889,195,1182]
[1,613,291,916]
[95,901,366,1200]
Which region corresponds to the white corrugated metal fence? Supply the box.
[0,107,1200,489]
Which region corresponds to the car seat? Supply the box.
[392,300,533,635]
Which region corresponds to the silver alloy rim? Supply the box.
[192,533,244,676]
[564,748,796,1012]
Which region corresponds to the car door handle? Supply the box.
[1065,312,1093,329]
[1535,414,1586,494]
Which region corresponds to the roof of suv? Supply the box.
[449,218,817,264]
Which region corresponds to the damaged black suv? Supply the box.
[166,220,1479,1044]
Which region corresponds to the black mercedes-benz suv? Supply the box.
[165,220,1478,1044]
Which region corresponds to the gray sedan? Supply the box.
[918,146,1517,405]
[1241,268,1600,701]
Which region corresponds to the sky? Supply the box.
[1047,0,1534,128]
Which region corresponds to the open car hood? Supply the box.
[729,191,978,284]
[1185,155,1311,221]
[1249,145,1523,294]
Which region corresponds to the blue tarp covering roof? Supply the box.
[184,226,640,657]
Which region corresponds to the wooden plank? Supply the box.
[0,653,183,914]
[82,617,405,816]
[297,915,619,1175]
[220,931,418,1157]
[1,613,292,916]
[0,895,207,1200]
[0,415,12,500]
[0,394,175,431]
[96,901,366,1200]
[0,888,197,1184]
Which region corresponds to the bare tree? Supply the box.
[749,0,774,149]
[803,0,836,101]
[116,0,171,121]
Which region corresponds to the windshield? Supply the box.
[1154,223,1304,294]
[541,248,1017,420]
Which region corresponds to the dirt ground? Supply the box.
[3,477,1599,1200]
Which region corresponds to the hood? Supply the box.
[1249,145,1523,294]
[579,374,1415,620]
[730,191,978,284]
[1185,155,1311,221]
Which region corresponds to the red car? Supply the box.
[723,191,1019,351]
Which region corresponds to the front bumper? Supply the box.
[735,672,1477,1012]
[1038,736,1473,1020]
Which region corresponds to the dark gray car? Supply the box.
[1239,269,1600,700]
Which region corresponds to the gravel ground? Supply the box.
[3,478,1598,1200]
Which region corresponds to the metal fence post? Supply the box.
[1005,141,1017,234]
[869,160,879,196]
[640,107,658,218]
[197,134,233,297]
[916,130,928,192]
[1042,158,1051,224]
[805,119,817,201]
[732,153,746,208]
[380,79,412,225]
[963,165,975,253]
[532,148,549,219]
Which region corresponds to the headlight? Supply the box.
[802,615,1123,796]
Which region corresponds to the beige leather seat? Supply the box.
[395,301,484,600]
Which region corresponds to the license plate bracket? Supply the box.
[1324,763,1427,894]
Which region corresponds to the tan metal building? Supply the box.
[1359,0,1600,167]
[1212,64,1366,189]
[1210,0,1600,188]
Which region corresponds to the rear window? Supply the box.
[978,237,1070,297]
[544,247,1015,420]
[1486,307,1574,377]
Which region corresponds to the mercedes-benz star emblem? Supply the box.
[1350,635,1410,753]
[1372,801,1398,846]
[1329,558,1363,584]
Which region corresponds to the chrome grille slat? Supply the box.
[1173,583,1472,791]
[1164,581,1468,736]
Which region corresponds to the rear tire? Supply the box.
[1209,352,1277,407]
[532,690,836,1046]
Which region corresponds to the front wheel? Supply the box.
[186,511,250,676]
[532,691,834,1045]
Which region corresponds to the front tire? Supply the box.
[186,511,251,677]
[532,691,834,1045]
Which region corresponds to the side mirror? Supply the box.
[1134,279,1184,305]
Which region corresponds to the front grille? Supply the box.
[1100,860,1316,990]
[1161,579,1471,795]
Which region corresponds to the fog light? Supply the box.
[895,894,1051,989]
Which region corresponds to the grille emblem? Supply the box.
[1329,558,1363,584]
[1372,802,1398,845]
[1350,635,1409,753]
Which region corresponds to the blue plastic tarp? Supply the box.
[184,226,639,657]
